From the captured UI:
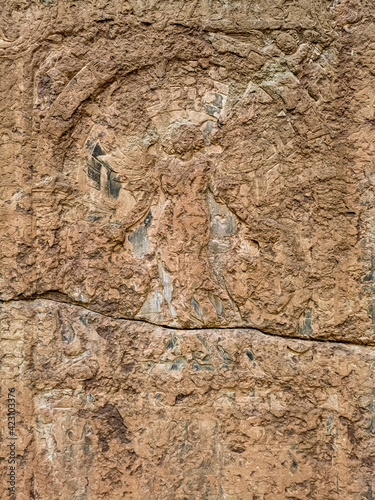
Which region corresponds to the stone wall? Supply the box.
[0,0,374,498]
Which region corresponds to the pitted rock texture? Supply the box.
[1,300,375,499]
[1,0,375,498]
[1,0,375,342]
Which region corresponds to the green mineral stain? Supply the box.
[169,357,186,371]
[166,334,178,350]
[298,308,313,337]
[192,362,215,372]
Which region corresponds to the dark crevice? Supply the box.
[0,296,374,349]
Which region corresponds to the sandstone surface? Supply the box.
[1,0,375,498]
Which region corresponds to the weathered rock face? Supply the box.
[2,300,375,499]
[1,0,375,498]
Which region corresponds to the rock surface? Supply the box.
[0,0,375,498]
[1,300,375,499]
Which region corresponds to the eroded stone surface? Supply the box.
[1,0,375,497]
[0,0,374,342]
[1,300,375,499]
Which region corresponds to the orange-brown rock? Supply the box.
[0,0,375,498]
[1,300,375,499]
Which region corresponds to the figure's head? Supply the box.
[161,123,205,157]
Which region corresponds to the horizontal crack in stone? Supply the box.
[0,297,373,349]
